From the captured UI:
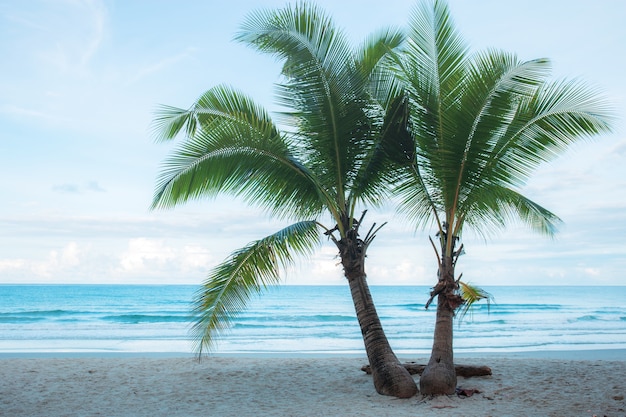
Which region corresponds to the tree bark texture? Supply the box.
[337,229,418,398]
[420,255,463,395]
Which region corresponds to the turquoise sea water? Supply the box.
[1,285,625,355]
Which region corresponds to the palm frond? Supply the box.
[457,183,562,239]
[452,54,550,185]
[457,281,494,323]
[354,119,406,206]
[357,27,405,80]
[151,104,198,143]
[236,2,351,82]
[236,2,380,208]
[151,85,326,219]
[507,190,563,237]
[191,220,320,355]
[395,159,445,232]
[351,43,410,205]
[502,78,613,178]
[404,0,469,114]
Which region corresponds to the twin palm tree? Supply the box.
[152,0,612,398]
[151,2,417,398]
[391,0,612,395]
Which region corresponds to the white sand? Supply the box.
[1,355,624,416]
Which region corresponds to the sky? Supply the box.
[0,0,625,286]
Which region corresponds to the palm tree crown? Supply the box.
[394,0,612,251]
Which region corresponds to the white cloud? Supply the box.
[15,242,85,278]
[180,245,213,272]
[0,259,26,271]
[61,242,81,266]
[116,238,214,279]
[118,238,176,273]
[303,246,343,285]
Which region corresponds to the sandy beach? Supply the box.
[1,352,624,417]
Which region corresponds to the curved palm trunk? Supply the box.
[420,255,462,395]
[337,229,418,398]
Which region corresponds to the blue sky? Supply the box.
[0,0,624,286]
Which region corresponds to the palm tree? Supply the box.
[150,2,417,398]
[390,0,613,395]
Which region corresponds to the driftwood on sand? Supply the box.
[361,362,492,377]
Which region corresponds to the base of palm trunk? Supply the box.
[419,360,457,395]
[371,362,418,398]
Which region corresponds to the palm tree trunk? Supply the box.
[419,255,461,395]
[337,230,418,398]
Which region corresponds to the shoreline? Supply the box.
[1,355,624,416]
[1,347,625,360]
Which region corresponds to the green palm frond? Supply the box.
[350,80,411,206]
[236,2,351,80]
[191,221,320,355]
[151,85,326,219]
[457,281,494,322]
[404,0,469,114]
[151,84,280,144]
[151,104,198,142]
[395,167,441,232]
[357,27,405,82]
[236,2,389,210]
[500,79,613,179]
[461,185,563,238]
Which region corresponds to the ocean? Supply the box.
[1,285,625,356]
